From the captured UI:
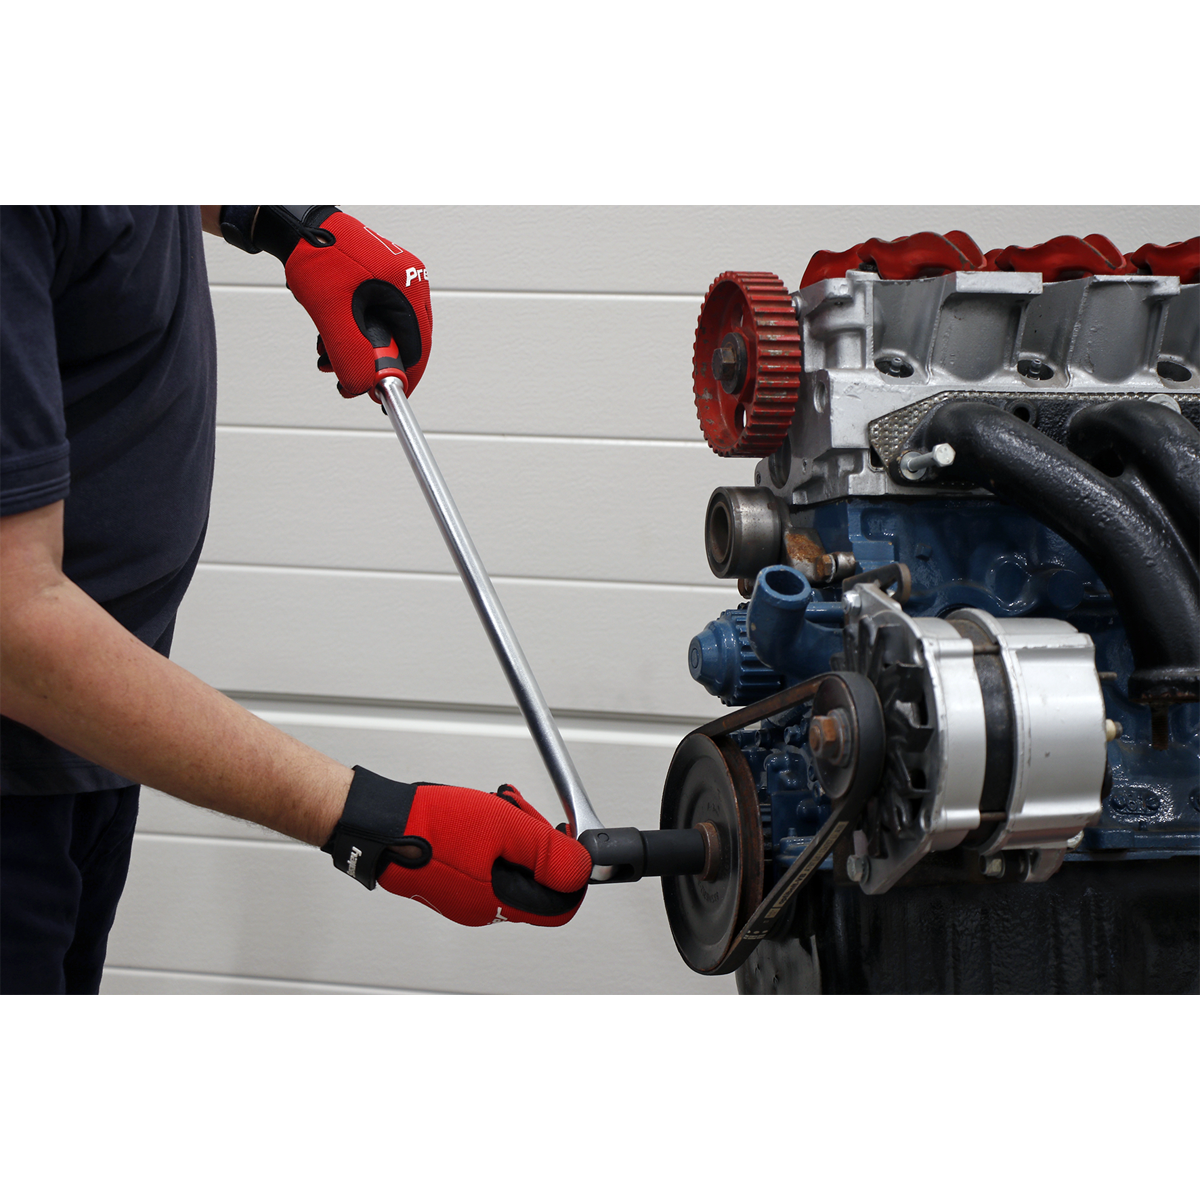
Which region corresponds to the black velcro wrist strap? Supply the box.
[218,205,262,254]
[322,767,418,890]
[251,205,340,261]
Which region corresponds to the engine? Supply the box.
[660,231,1200,993]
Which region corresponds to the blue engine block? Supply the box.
[690,496,1200,887]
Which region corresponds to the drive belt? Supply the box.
[688,672,882,976]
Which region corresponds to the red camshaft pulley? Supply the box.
[692,271,803,458]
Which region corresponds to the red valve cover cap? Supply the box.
[985,234,1136,280]
[1129,237,1200,285]
[799,231,985,288]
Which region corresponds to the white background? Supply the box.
[4,7,1196,1193]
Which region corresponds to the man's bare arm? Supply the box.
[0,501,350,846]
[199,206,223,237]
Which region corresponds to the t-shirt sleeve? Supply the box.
[1,205,71,516]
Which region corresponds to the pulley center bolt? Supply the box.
[809,708,852,766]
[712,331,749,395]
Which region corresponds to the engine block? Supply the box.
[675,232,1199,993]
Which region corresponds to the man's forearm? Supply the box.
[199,206,224,237]
[1,562,350,846]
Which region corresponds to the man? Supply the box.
[0,205,593,994]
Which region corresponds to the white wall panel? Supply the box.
[202,205,1198,292]
[204,427,733,586]
[104,834,731,995]
[212,287,707,441]
[172,565,734,722]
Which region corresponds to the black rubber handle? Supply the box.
[579,827,707,884]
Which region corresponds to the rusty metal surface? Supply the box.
[783,528,836,583]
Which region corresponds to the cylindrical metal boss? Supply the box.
[704,486,783,580]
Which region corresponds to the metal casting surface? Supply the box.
[747,856,1200,994]
[766,270,1196,506]
[689,607,786,706]
[867,390,1177,471]
[373,375,607,860]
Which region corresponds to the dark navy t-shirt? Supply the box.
[1,206,217,793]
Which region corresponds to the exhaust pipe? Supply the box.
[1065,399,1200,562]
[919,401,1199,709]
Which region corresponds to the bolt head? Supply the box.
[712,345,737,381]
[1017,357,1054,380]
[712,332,748,395]
[809,709,852,766]
[980,854,1005,879]
[876,355,913,378]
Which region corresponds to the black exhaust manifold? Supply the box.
[915,400,1199,708]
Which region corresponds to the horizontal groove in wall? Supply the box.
[224,690,714,730]
[243,705,682,748]
[134,831,308,852]
[102,965,451,995]
[213,424,709,450]
[210,283,705,303]
[196,561,735,597]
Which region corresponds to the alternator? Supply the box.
[838,581,1107,892]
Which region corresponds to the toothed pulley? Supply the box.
[692,271,802,458]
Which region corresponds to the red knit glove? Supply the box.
[286,210,432,398]
[378,783,593,927]
[322,768,593,928]
[218,205,432,398]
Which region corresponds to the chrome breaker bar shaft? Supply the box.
[372,374,608,863]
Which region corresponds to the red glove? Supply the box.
[323,768,593,928]
[218,205,433,398]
